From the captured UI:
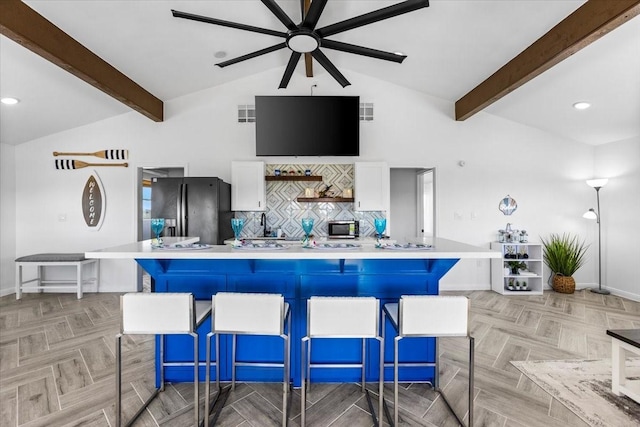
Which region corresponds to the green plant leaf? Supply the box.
[540,233,589,276]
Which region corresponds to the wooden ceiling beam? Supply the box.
[455,0,640,121]
[304,0,313,77]
[0,0,163,122]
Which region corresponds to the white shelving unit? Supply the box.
[490,242,544,295]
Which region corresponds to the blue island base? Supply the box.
[136,257,458,387]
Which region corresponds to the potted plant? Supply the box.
[540,233,589,294]
[506,260,526,275]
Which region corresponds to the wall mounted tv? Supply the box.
[255,96,359,156]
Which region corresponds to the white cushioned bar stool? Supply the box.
[301,296,384,427]
[204,292,291,427]
[115,293,211,427]
[383,295,474,427]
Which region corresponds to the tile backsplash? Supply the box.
[235,163,382,239]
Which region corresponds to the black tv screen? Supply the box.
[255,96,359,156]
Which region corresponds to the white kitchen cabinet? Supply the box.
[231,161,265,211]
[490,242,544,295]
[354,162,389,211]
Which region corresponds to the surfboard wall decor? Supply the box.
[82,173,105,230]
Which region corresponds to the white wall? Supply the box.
[9,67,634,299]
[592,137,640,300]
[1,143,17,296]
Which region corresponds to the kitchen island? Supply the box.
[86,237,498,386]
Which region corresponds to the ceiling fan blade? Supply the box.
[321,39,407,63]
[279,52,302,88]
[302,0,328,30]
[311,50,350,87]
[216,43,287,68]
[316,0,429,38]
[172,9,287,38]
[261,0,297,31]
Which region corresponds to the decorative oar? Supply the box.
[53,149,128,160]
[55,159,128,169]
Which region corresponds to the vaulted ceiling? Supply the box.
[1,0,639,146]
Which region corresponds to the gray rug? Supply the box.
[511,358,640,427]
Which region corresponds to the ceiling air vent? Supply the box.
[360,103,374,121]
[238,105,255,123]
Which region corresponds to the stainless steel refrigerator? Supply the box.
[150,177,233,245]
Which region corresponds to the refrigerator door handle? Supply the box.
[181,183,188,236]
[176,184,182,235]
[177,183,186,236]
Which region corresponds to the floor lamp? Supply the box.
[583,178,609,295]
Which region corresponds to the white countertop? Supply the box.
[86,236,500,260]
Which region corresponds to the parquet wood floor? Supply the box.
[1,290,638,426]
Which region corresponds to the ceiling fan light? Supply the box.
[287,34,319,53]
[573,101,591,110]
[1,97,19,105]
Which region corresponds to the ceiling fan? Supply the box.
[172,0,429,88]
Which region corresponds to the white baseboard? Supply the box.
[576,282,639,302]
[439,283,490,292]
[0,287,15,298]
[441,282,639,302]
[0,283,136,297]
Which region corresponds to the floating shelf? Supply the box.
[297,197,354,203]
[265,175,323,182]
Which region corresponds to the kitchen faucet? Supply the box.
[260,212,267,237]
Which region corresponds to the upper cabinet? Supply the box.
[354,162,390,211]
[231,161,266,211]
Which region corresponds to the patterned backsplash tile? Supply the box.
[235,163,382,239]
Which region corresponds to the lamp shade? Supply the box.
[583,208,597,220]
[586,178,608,188]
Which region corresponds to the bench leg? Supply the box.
[16,264,22,300]
[77,263,83,299]
[38,265,44,294]
[95,260,100,293]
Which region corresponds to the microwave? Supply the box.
[328,220,359,239]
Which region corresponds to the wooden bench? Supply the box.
[15,253,99,300]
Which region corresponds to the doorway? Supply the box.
[389,168,435,241]
[135,166,185,291]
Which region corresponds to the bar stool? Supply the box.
[301,296,384,427]
[115,292,211,427]
[204,292,291,427]
[382,295,474,427]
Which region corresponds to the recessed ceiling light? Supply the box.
[1,97,19,105]
[573,101,591,110]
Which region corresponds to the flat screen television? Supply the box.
[255,96,359,156]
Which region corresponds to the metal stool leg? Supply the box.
[192,331,199,427]
[115,333,122,427]
[301,337,309,426]
[394,336,400,426]
[204,331,229,427]
[361,338,366,392]
[204,332,213,427]
[231,334,236,390]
